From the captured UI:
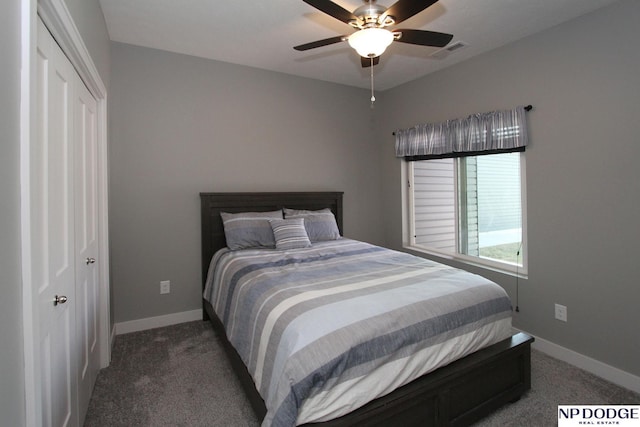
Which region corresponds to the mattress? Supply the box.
[203,238,513,426]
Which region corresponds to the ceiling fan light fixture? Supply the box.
[348,27,394,58]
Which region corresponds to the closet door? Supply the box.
[34,17,101,427]
[35,17,78,427]
[74,75,100,421]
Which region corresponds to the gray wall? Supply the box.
[378,0,640,376]
[1,0,25,424]
[109,43,384,323]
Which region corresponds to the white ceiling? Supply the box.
[99,0,619,91]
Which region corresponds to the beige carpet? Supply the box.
[84,321,639,426]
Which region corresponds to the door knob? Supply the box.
[86,257,96,265]
[54,295,68,306]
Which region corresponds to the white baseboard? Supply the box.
[517,329,640,394]
[115,309,203,335]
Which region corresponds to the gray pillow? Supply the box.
[220,210,283,250]
[283,208,341,242]
[269,218,311,250]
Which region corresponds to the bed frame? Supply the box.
[200,191,533,426]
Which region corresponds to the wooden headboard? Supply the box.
[199,191,344,296]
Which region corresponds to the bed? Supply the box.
[200,191,533,426]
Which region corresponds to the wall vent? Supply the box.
[430,41,468,59]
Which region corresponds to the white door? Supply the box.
[74,74,100,421]
[34,17,101,427]
[35,17,78,427]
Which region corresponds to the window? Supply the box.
[395,106,529,274]
[405,152,527,274]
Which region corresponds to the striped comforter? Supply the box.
[203,239,513,427]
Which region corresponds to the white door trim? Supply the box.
[21,0,110,424]
[37,0,106,98]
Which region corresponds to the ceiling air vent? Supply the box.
[430,41,468,59]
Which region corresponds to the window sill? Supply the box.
[403,244,528,279]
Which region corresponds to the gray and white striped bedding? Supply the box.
[203,238,513,427]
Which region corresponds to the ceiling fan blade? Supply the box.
[361,56,380,68]
[395,29,453,48]
[382,0,438,25]
[294,36,346,51]
[302,0,362,25]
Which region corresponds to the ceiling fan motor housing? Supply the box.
[350,2,395,28]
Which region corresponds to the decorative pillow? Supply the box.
[220,210,283,250]
[283,208,341,242]
[269,218,311,250]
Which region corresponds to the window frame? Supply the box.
[402,152,528,277]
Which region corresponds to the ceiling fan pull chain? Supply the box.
[370,57,376,105]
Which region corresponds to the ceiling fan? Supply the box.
[294,0,454,68]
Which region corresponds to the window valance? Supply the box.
[394,105,529,160]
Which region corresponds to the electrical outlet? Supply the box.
[160,280,170,294]
[555,303,567,322]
